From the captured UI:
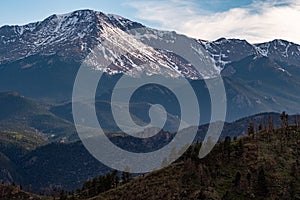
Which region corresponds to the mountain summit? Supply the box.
[0,10,215,79]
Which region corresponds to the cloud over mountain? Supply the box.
[128,0,300,44]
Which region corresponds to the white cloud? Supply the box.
[127,0,300,44]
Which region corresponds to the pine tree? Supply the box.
[237,139,244,156]
[267,116,274,140]
[247,172,251,186]
[258,123,263,131]
[121,170,131,184]
[280,111,289,129]
[224,136,231,159]
[294,115,299,127]
[59,190,67,200]
[248,122,255,138]
[233,171,241,187]
[257,167,268,196]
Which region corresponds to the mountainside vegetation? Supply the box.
[71,118,300,200]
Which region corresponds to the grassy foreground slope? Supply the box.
[91,125,300,200]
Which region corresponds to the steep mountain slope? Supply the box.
[0,10,216,80]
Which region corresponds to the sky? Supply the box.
[1,0,300,44]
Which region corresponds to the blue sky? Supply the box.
[1,0,299,43]
[0,0,254,25]
[0,0,133,26]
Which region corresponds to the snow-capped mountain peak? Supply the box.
[0,9,220,79]
[0,9,300,80]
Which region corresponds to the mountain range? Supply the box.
[0,9,299,123]
[0,9,300,192]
